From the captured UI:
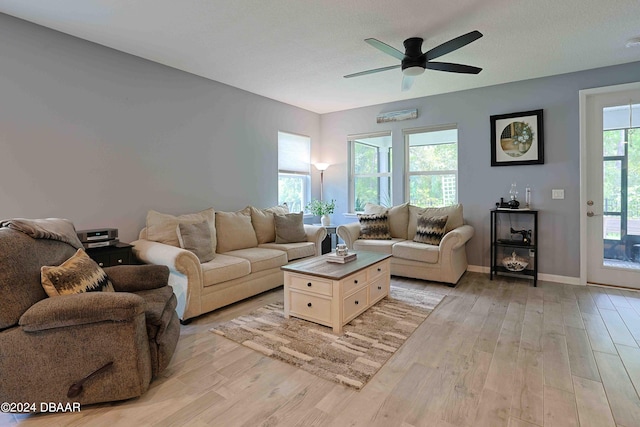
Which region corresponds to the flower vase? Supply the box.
[321,215,330,226]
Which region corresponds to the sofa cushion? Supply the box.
[215,207,258,253]
[358,213,392,240]
[392,241,440,264]
[201,254,251,287]
[250,204,289,244]
[353,238,404,255]
[408,204,464,239]
[41,249,115,297]
[146,208,216,253]
[223,248,288,273]
[258,242,316,261]
[274,212,307,243]
[413,215,448,245]
[364,202,409,239]
[177,221,215,263]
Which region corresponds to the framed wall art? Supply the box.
[490,109,544,166]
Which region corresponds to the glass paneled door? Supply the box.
[583,84,640,288]
[602,104,640,267]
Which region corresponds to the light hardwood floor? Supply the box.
[5,272,640,426]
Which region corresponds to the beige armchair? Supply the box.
[0,228,179,408]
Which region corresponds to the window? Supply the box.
[601,103,639,259]
[348,132,392,212]
[278,131,310,213]
[405,125,458,207]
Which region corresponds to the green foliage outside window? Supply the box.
[602,129,640,239]
[409,143,457,207]
[353,140,391,210]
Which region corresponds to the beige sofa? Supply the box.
[337,203,474,286]
[132,206,326,322]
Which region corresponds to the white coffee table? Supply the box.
[281,251,391,334]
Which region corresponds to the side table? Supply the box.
[314,224,337,254]
[85,242,134,267]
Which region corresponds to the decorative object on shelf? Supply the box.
[306,199,336,226]
[510,227,532,245]
[314,163,330,201]
[491,109,544,166]
[502,251,529,271]
[508,182,520,208]
[525,186,532,208]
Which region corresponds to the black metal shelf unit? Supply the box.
[490,209,538,286]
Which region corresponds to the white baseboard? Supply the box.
[467,265,581,286]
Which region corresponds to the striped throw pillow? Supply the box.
[41,248,115,297]
[358,213,392,240]
[414,215,448,245]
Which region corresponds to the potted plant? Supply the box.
[306,199,336,226]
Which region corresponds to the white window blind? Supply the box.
[278,132,310,174]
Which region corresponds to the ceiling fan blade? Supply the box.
[425,61,482,74]
[401,75,415,92]
[365,38,405,60]
[425,30,483,61]
[344,64,401,78]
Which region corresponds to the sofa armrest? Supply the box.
[132,239,201,282]
[336,223,361,249]
[103,264,170,293]
[304,225,328,256]
[131,238,202,321]
[439,224,475,251]
[19,292,145,332]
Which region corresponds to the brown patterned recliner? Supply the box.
[0,228,180,408]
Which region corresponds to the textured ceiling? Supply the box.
[1,0,639,114]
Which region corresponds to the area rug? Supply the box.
[209,286,445,389]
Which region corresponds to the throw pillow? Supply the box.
[177,221,216,263]
[358,213,392,240]
[408,204,463,239]
[146,208,216,253]
[41,248,115,297]
[274,212,307,243]
[414,215,449,245]
[250,204,290,244]
[215,207,259,253]
[364,202,409,239]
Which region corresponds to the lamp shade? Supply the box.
[315,163,330,171]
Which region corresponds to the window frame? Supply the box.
[347,131,393,212]
[404,124,459,207]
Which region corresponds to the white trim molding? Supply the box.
[467,265,580,286]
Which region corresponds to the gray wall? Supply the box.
[3,11,640,279]
[0,14,320,242]
[320,61,640,278]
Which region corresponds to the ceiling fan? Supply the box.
[344,30,483,91]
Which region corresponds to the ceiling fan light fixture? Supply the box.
[403,66,425,76]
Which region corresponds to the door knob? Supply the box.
[587,211,595,217]
[587,200,594,206]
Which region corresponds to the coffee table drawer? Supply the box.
[342,270,367,295]
[343,287,368,322]
[289,291,331,323]
[369,276,389,303]
[289,275,333,296]
[368,261,388,280]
